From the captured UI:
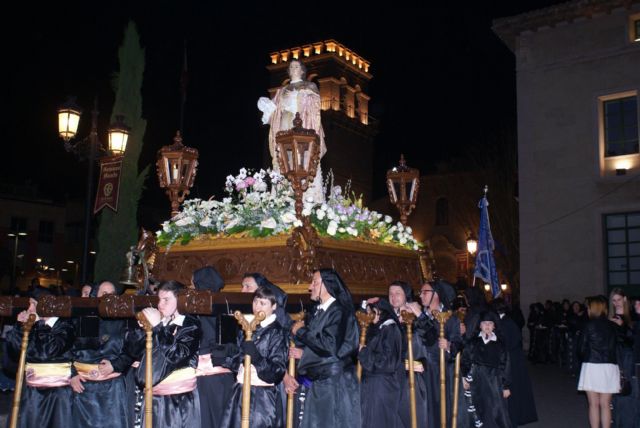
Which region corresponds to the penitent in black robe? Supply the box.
[359,319,404,428]
[462,336,512,428]
[197,312,236,428]
[497,315,537,426]
[221,317,288,428]
[134,314,202,428]
[414,313,469,428]
[397,321,430,428]
[295,302,361,428]
[72,318,134,428]
[7,318,75,428]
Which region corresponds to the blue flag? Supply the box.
[473,195,501,298]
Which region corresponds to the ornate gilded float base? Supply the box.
[152,232,425,296]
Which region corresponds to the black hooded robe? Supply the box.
[461,335,512,428]
[359,318,404,428]
[497,314,537,426]
[71,318,134,428]
[7,318,75,428]
[221,316,288,428]
[295,301,361,428]
[193,266,236,428]
[134,315,202,428]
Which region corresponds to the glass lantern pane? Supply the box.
[170,161,180,184]
[387,180,397,203]
[109,131,128,154]
[394,182,402,202]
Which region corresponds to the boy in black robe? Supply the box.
[462,310,512,428]
[134,280,202,428]
[70,281,133,428]
[221,285,288,428]
[7,296,75,428]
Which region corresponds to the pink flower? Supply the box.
[236,181,247,190]
[245,177,255,186]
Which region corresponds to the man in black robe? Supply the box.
[134,280,202,428]
[7,296,75,428]
[290,268,360,428]
[409,280,468,428]
[491,298,538,426]
[388,280,429,428]
[192,266,235,428]
[70,281,133,428]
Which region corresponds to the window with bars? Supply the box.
[603,96,639,157]
[604,212,640,289]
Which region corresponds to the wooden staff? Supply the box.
[434,310,452,428]
[401,310,418,428]
[451,310,466,428]
[234,310,266,428]
[286,311,306,428]
[356,310,375,381]
[9,313,36,428]
[136,312,154,428]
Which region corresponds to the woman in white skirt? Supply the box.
[578,296,620,428]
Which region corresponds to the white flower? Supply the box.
[223,197,232,204]
[384,215,392,223]
[293,219,303,227]
[320,204,328,211]
[261,218,277,229]
[281,212,297,224]
[327,220,338,236]
[340,215,348,222]
[413,244,419,250]
[316,209,326,220]
[254,181,267,192]
[305,196,314,203]
[199,217,212,227]
[399,237,407,245]
[302,207,312,216]
[406,226,413,234]
[162,222,171,232]
[338,227,346,233]
[346,227,358,236]
[175,216,194,226]
[238,168,247,179]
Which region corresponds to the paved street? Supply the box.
[526,361,588,427]
[0,360,588,427]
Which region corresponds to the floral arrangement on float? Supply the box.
[156,168,421,251]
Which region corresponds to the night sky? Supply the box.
[4,2,565,227]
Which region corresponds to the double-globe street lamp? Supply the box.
[57,97,130,285]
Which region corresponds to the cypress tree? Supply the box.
[94,22,149,283]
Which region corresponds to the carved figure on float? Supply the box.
[257,59,326,203]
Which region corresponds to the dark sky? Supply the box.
[3,2,564,227]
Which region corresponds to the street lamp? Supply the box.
[466,234,478,255]
[386,154,420,226]
[156,131,199,218]
[7,232,27,291]
[57,96,130,285]
[275,113,321,220]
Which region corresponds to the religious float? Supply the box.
[152,114,427,297]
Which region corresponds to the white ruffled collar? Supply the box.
[478,331,497,344]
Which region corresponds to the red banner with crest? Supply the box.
[94,157,123,214]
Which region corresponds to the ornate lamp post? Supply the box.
[156,131,199,218]
[386,154,420,226]
[275,113,321,220]
[275,113,321,284]
[57,97,131,285]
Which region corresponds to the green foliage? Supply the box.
[94,22,148,283]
